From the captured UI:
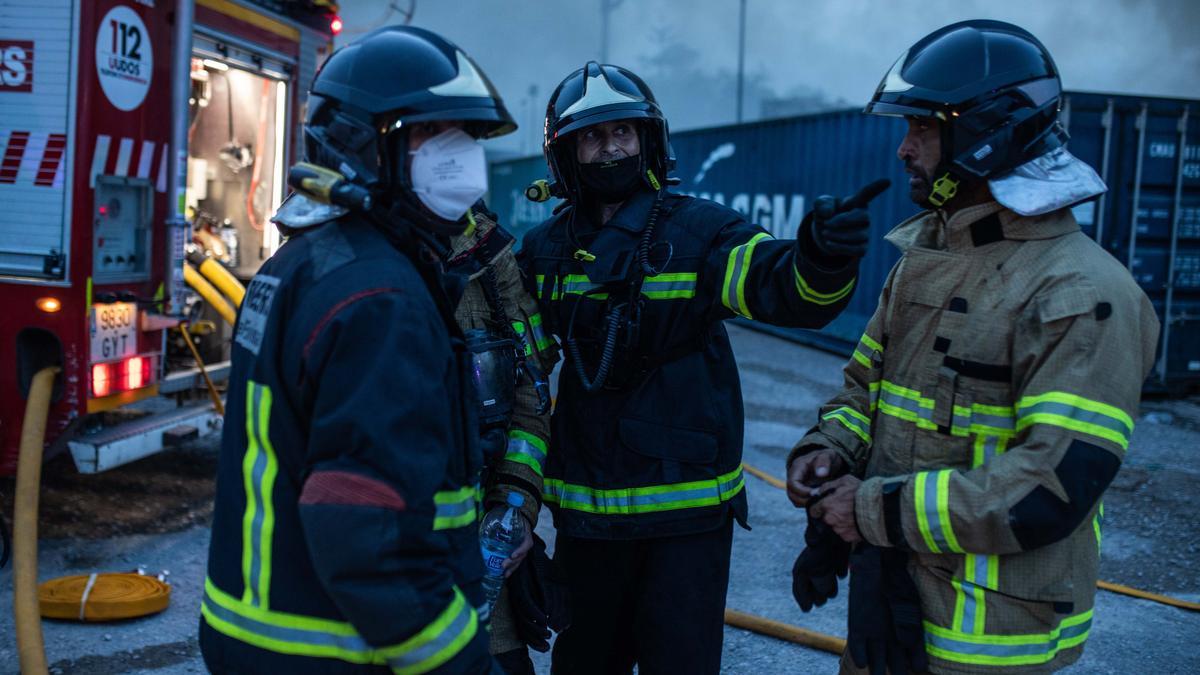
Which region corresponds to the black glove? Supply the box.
[881,548,929,674]
[848,544,929,675]
[791,515,850,612]
[507,533,571,652]
[803,179,891,260]
[848,544,891,674]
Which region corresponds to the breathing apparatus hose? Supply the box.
[562,189,667,392]
[636,189,667,276]
[566,297,623,393]
[184,262,237,326]
[13,366,59,675]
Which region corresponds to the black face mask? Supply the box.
[577,155,644,203]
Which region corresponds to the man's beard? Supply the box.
[907,163,933,207]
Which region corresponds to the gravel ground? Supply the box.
[1,323,1198,673]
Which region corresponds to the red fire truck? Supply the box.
[0,0,338,475]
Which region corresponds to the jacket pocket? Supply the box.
[617,417,719,464]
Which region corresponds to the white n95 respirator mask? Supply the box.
[408,128,489,222]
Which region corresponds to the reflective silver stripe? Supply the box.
[543,467,744,515]
[435,500,474,519]
[245,385,266,606]
[972,411,1016,432]
[505,434,547,472]
[724,246,750,316]
[1018,400,1131,437]
[926,613,1092,662]
[561,277,603,296]
[433,486,479,530]
[385,596,475,672]
[242,382,277,608]
[821,408,872,444]
[641,277,697,298]
[202,592,377,658]
[880,387,931,419]
[959,554,990,633]
[981,435,1000,464]
[951,407,971,433]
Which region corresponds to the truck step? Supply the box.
[68,403,223,473]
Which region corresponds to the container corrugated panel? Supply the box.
[488,90,1200,389]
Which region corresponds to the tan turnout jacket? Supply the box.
[451,210,559,654]
[794,201,1159,673]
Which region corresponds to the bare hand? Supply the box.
[809,475,863,543]
[787,448,846,508]
[502,516,533,579]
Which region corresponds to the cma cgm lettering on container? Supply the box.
[487,91,1200,390]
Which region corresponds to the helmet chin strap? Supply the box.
[928,118,961,208]
[928,170,961,208]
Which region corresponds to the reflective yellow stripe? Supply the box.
[433,486,479,531]
[241,381,278,608]
[380,588,479,674]
[925,610,1092,667]
[822,407,872,445]
[202,577,478,670]
[936,469,962,553]
[913,472,939,553]
[859,333,883,354]
[722,232,771,319]
[914,470,962,554]
[505,429,548,476]
[876,380,1015,438]
[544,466,744,515]
[1016,391,1133,449]
[794,265,856,305]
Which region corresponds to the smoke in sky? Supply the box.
[335,0,1200,156]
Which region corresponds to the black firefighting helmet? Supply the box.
[865,20,1065,203]
[543,62,675,201]
[303,26,515,197]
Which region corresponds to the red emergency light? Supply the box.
[329,15,343,35]
[91,356,154,399]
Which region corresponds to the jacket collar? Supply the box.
[885,201,1080,254]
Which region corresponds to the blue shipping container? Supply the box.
[487,91,1200,389]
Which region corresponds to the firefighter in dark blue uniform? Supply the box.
[200,27,518,674]
[519,62,890,674]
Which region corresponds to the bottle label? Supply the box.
[484,553,506,572]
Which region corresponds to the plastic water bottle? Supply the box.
[479,492,526,614]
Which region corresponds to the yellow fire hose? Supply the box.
[183,262,237,326]
[178,322,226,416]
[741,461,1200,613]
[13,366,59,675]
[725,609,846,655]
[38,573,170,621]
[194,257,245,307]
[1096,580,1200,611]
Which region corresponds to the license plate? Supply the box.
[91,302,138,361]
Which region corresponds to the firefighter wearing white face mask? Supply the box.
[201,26,520,675]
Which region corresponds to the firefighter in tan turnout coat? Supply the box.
[446,205,562,674]
[787,21,1160,674]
